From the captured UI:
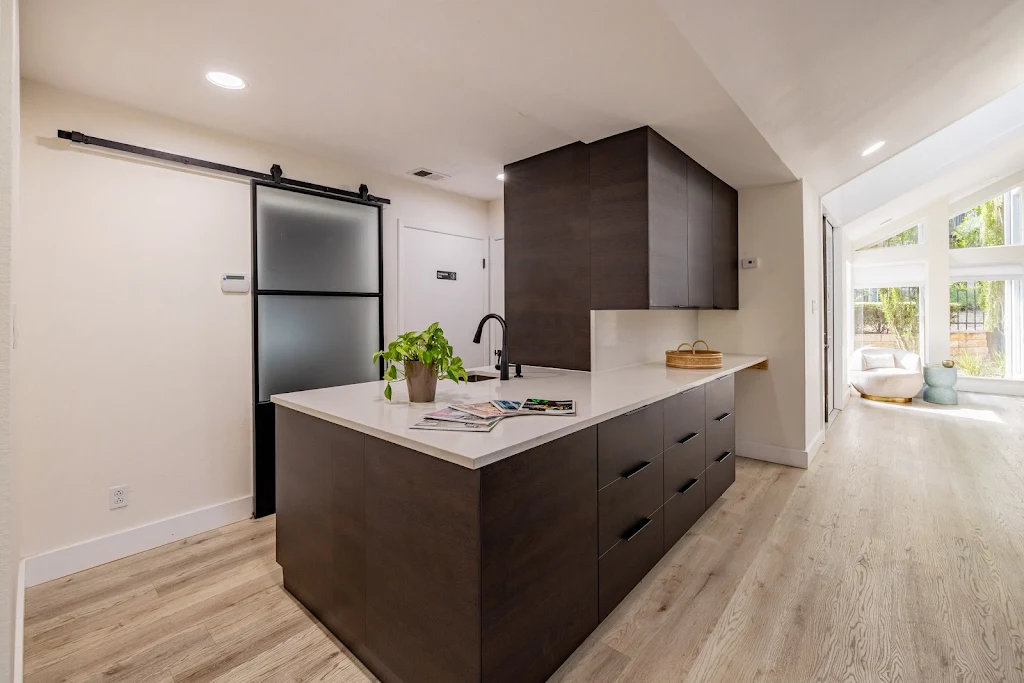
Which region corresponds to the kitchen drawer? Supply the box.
[598,403,663,489]
[664,475,704,550]
[662,387,705,451]
[705,374,735,425]
[598,453,663,556]
[663,430,704,501]
[598,506,664,621]
[705,450,735,509]
[705,412,735,470]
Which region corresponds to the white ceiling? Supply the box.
[824,82,1024,234]
[19,0,795,200]
[659,0,1024,195]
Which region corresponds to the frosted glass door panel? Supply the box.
[256,185,379,293]
[257,295,380,401]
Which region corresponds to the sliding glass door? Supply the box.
[251,181,383,517]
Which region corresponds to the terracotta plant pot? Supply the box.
[404,361,439,403]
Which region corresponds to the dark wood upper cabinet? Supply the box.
[713,177,739,309]
[504,142,592,371]
[586,127,734,310]
[504,126,739,367]
[687,159,714,308]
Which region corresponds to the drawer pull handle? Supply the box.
[679,432,699,444]
[715,450,733,463]
[714,412,732,422]
[622,461,652,479]
[680,477,700,494]
[623,405,650,417]
[621,517,652,542]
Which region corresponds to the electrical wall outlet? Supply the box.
[109,485,129,510]
[741,257,760,269]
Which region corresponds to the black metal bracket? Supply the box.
[56,129,391,205]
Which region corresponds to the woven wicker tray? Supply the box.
[665,340,723,370]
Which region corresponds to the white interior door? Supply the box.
[399,225,488,369]
[489,238,505,362]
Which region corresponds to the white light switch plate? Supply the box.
[741,257,759,269]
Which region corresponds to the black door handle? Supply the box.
[622,461,652,479]
[714,412,732,422]
[715,450,732,463]
[679,432,699,444]
[621,517,652,542]
[680,477,700,494]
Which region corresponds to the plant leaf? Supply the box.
[385,365,397,380]
[384,383,392,401]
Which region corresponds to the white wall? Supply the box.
[488,198,504,238]
[802,180,825,450]
[591,310,699,372]
[15,81,489,566]
[699,180,818,467]
[0,0,15,678]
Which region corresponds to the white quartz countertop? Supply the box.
[271,354,767,469]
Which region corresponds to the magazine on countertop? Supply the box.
[449,402,506,419]
[422,406,502,426]
[517,398,577,416]
[489,399,523,414]
[410,418,498,432]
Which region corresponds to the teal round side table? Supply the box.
[923,365,958,405]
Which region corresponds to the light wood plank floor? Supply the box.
[25,393,1024,682]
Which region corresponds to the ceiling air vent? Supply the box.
[408,167,450,181]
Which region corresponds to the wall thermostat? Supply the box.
[741,258,760,270]
[221,273,250,293]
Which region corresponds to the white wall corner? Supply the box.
[13,559,23,683]
[24,496,252,588]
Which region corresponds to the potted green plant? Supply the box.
[372,322,469,402]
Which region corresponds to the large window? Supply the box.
[854,287,922,353]
[950,279,1023,378]
[858,223,920,251]
[949,187,1023,249]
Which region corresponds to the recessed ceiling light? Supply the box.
[206,71,246,90]
[496,173,506,181]
[861,141,885,157]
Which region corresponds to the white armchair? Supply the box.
[849,347,924,403]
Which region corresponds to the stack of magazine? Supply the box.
[411,399,577,432]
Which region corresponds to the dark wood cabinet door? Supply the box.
[686,159,714,308]
[597,403,664,489]
[705,413,736,470]
[598,506,664,621]
[663,432,704,500]
[713,177,739,310]
[647,132,688,308]
[364,437,482,683]
[706,450,736,509]
[598,453,664,556]
[505,142,592,370]
[662,386,705,450]
[275,408,366,648]
[705,374,735,425]
[664,476,705,550]
[590,129,649,310]
[481,428,598,683]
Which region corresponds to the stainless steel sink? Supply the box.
[465,372,498,382]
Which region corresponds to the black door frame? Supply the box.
[250,180,385,518]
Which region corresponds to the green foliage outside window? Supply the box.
[859,224,919,250]
[949,196,1004,249]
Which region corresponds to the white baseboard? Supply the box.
[14,559,24,683]
[737,438,811,469]
[806,426,828,466]
[25,496,252,588]
[738,424,829,470]
[958,377,1024,396]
